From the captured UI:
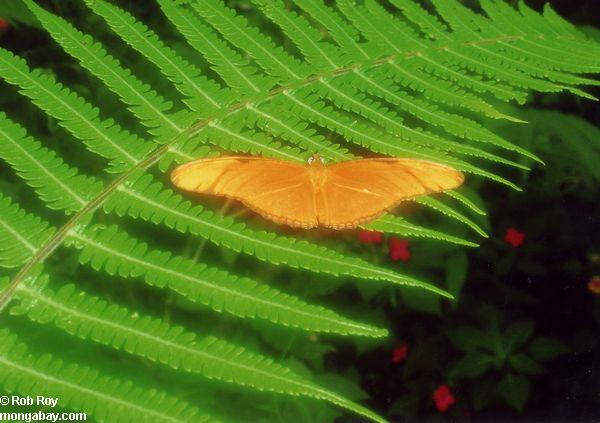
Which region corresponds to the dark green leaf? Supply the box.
[451,351,494,379]
[400,285,441,315]
[388,395,420,418]
[504,320,535,352]
[497,374,530,411]
[445,251,468,303]
[508,353,543,375]
[447,326,492,352]
[471,376,496,411]
[529,337,569,361]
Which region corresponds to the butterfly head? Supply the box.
[307,153,326,167]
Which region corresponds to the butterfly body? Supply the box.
[171,154,463,229]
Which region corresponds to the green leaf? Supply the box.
[445,251,468,301]
[366,215,478,247]
[0,329,210,422]
[66,224,386,337]
[529,337,569,361]
[471,376,496,411]
[0,112,102,213]
[504,320,535,352]
[0,194,54,268]
[11,275,382,422]
[450,351,494,379]
[508,353,543,375]
[447,326,492,352]
[401,286,441,315]
[497,373,530,411]
[0,47,152,173]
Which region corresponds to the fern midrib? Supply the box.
[361,6,525,98]
[0,31,573,313]
[340,9,537,157]
[0,356,187,422]
[0,141,174,313]
[519,38,600,71]
[494,25,600,71]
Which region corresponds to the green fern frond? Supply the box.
[24,0,189,140]
[0,113,102,213]
[1,0,599,420]
[189,0,312,81]
[105,174,451,297]
[1,203,386,421]
[445,190,487,217]
[0,48,151,173]
[0,328,209,422]
[0,195,54,268]
[311,75,529,169]
[364,215,479,247]
[0,192,387,336]
[416,196,488,237]
[8,275,384,422]
[65,224,386,337]
[157,0,275,95]
[84,0,229,112]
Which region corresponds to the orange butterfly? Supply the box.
[170,154,464,229]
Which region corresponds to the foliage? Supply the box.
[0,0,598,421]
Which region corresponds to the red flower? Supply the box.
[391,344,408,364]
[358,230,383,245]
[389,237,410,261]
[0,19,9,31]
[504,227,525,247]
[588,276,600,295]
[433,384,455,413]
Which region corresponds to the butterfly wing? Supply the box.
[171,157,319,228]
[317,158,464,228]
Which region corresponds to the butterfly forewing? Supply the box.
[171,157,319,228]
[318,159,464,228]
